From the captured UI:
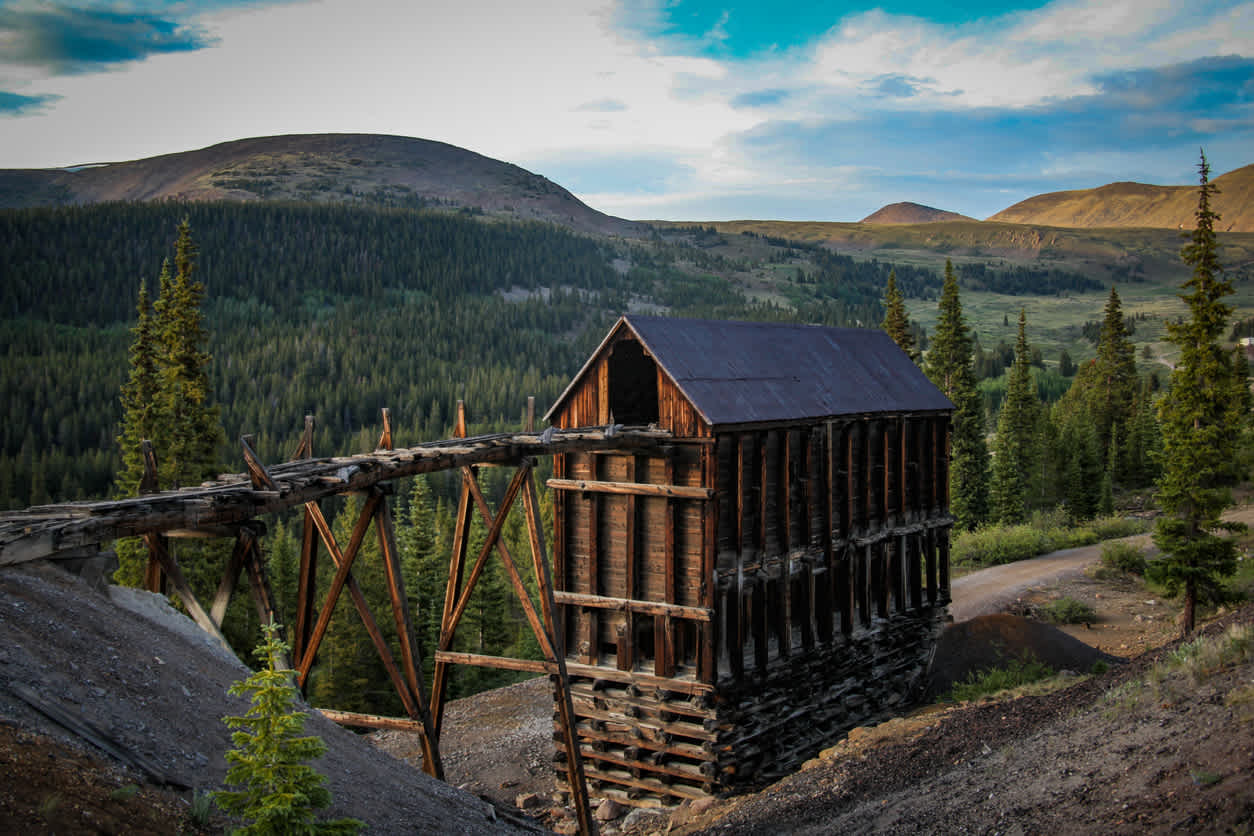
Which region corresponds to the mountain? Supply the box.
[988,164,1254,232]
[860,202,973,224]
[0,133,643,237]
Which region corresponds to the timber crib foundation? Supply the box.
[545,316,955,806]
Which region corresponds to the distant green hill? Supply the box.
[0,133,644,238]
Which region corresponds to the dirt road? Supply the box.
[948,535,1154,622]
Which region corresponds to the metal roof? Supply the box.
[548,315,953,427]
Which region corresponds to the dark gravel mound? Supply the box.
[926,613,1120,697]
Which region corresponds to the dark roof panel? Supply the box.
[623,315,952,425]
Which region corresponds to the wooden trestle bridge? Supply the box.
[0,402,654,836]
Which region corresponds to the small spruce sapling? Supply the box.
[214,624,362,835]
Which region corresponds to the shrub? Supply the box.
[214,624,362,836]
[1101,541,1147,576]
[945,654,1055,702]
[1043,596,1096,624]
[951,514,1151,568]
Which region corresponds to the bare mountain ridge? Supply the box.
[860,202,973,224]
[989,163,1254,232]
[0,133,643,238]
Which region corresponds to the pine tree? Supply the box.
[881,269,919,362]
[113,221,228,603]
[990,310,1039,524]
[925,260,989,530]
[154,220,223,489]
[215,624,362,835]
[1151,151,1248,634]
[1091,286,1138,453]
[115,283,160,498]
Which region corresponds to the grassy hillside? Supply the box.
[988,163,1254,232]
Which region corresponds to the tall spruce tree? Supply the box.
[881,269,919,363]
[990,310,1039,524]
[153,220,223,489]
[1151,152,1248,634]
[114,221,225,589]
[925,260,989,530]
[115,283,160,498]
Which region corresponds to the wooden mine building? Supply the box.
[545,315,955,805]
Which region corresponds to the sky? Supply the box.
[0,0,1251,222]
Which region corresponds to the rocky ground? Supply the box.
[2,536,1251,835]
[0,561,537,834]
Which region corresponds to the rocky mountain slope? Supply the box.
[860,202,973,224]
[0,561,533,834]
[988,163,1254,232]
[0,133,643,238]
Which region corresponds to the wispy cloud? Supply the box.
[573,98,629,112]
[0,88,59,115]
[0,5,214,75]
[0,0,1249,221]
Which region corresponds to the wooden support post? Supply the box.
[209,529,250,628]
[377,407,393,452]
[525,396,536,433]
[430,466,474,738]
[291,417,317,667]
[374,492,444,779]
[621,456,637,672]
[698,442,716,683]
[143,533,233,654]
[296,495,382,682]
[294,506,318,667]
[521,468,597,836]
[297,499,423,724]
[925,527,938,605]
[138,440,166,594]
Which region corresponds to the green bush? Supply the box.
[945,655,1055,702]
[952,515,1151,568]
[1101,541,1148,575]
[1043,596,1097,624]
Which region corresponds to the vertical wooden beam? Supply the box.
[377,407,393,451]
[699,441,717,683]
[374,493,444,779]
[292,419,317,667]
[925,527,939,606]
[431,466,474,737]
[209,529,250,628]
[521,469,596,836]
[621,456,637,672]
[938,526,951,604]
[294,505,318,666]
[585,458,600,665]
[143,533,232,654]
[139,440,165,594]
[525,396,536,433]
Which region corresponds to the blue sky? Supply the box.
[1,0,1251,221]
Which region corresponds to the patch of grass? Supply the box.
[1043,596,1097,624]
[952,514,1151,567]
[189,789,214,828]
[944,655,1055,702]
[109,784,140,801]
[1104,623,1254,712]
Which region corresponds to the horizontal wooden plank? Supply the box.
[434,651,553,674]
[565,661,714,695]
[317,708,428,733]
[554,591,713,622]
[548,478,713,500]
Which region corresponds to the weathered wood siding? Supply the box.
[548,328,955,804]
